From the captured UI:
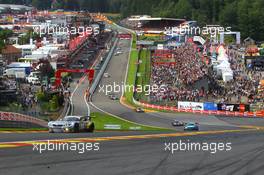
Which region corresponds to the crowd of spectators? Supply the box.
[150,44,207,102]
[226,49,263,103]
[149,44,263,105]
[20,85,38,110]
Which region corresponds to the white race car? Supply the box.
[48,116,95,133]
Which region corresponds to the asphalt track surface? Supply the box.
[1,131,264,175]
[90,37,264,131]
[1,25,264,175]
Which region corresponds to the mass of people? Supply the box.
[149,43,263,105]
[150,44,207,103]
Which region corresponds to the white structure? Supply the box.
[216,60,231,76]
[13,44,36,57]
[214,45,234,81]
[222,71,233,82]
[193,36,206,45]
[220,32,241,45]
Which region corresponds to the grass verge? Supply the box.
[91,112,171,131]
[124,33,138,105]
[135,49,151,101]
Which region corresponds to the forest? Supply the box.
[0,0,263,40]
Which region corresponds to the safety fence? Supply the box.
[0,111,48,127]
[89,32,118,95]
[133,99,264,118]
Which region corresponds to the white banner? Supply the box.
[104,124,121,130]
[178,101,204,111]
[193,36,206,45]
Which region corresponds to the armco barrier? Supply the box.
[89,32,118,95]
[0,112,48,127]
[133,98,264,118]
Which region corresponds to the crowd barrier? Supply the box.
[133,99,264,118]
[0,112,48,127]
[153,62,177,65]
[118,33,132,39]
[152,53,173,58]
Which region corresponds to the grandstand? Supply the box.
[128,16,185,34]
[0,4,33,14]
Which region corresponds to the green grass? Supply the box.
[124,33,139,105]
[135,49,151,101]
[91,112,170,131]
[139,35,164,42]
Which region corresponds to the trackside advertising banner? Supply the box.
[217,104,250,112]
[178,101,204,110]
[203,102,218,111]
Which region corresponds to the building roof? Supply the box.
[0,4,32,11]
[1,45,21,55]
[7,62,31,68]
[13,44,36,50]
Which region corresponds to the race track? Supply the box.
[1,131,264,175]
[1,25,264,175]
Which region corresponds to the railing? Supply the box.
[89,31,119,95]
[133,98,264,118]
[0,111,48,127]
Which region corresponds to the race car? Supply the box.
[48,116,95,133]
[171,120,185,127]
[184,122,199,131]
[103,73,110,78]
[135,107,144,113]
[109,94,119,100]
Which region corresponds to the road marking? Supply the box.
[0,127,262,149]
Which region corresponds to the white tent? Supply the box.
[217,53,229,62]
[222,70,233,82]
[216,60,231,76]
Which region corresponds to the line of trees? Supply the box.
[0,0,263,40]
[0,29,13,52]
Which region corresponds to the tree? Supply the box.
[219,2,238,30]
[38,59,55,79]
[51,0,65,9]
[32,0,52,9]
[175,0,192,19]
[0,29,13,52]
[64,0,80,10]
[237,0,252,39]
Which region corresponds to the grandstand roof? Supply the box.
[128,17,185,21]
[0,4,32,11]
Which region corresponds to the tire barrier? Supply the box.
[0,111,48,127]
